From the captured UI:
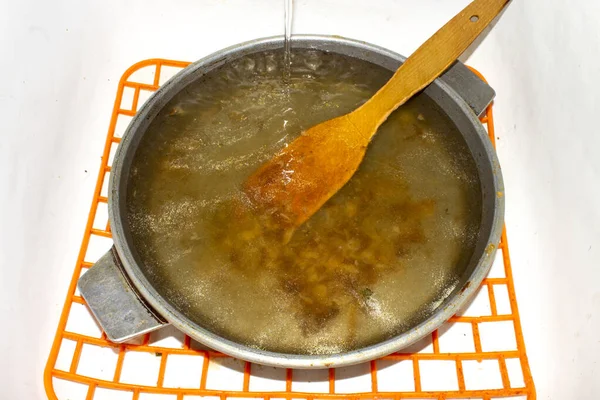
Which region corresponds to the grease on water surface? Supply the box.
[127,49,482,355]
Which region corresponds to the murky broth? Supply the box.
[127,49,482,354]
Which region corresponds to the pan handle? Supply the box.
[77,247,168,342]
[439,61,495,117]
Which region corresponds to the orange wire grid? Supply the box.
[44,59,536,400]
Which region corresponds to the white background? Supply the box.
[1,0,599,398]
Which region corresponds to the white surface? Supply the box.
[1,0,599,398]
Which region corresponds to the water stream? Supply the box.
[283,0,293,83]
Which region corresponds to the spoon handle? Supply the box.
[353,0,510,135]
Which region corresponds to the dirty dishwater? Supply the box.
[127,49,482,355]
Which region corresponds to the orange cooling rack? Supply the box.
[44,59,536,400]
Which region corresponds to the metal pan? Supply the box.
[78,35,504,368]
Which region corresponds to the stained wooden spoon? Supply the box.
[244,0,510,229]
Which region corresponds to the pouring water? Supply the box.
[283,0,293,83]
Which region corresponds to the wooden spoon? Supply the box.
[244,0,510,229]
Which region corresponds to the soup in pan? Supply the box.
[127,49,482,354]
